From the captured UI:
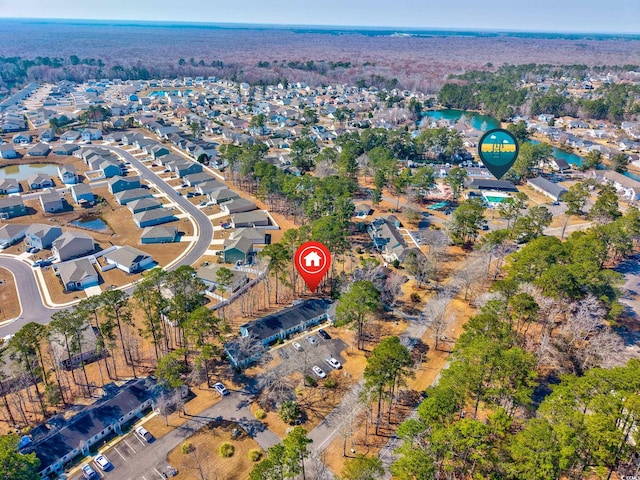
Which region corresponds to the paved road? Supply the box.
[69,389,280,480]
[0,146,213,337]
[0,256,60,335]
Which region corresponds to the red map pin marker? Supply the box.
[294,241,331,293]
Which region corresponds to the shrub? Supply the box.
[391,259,400,269]
[304,375,317,387]
[280,400,302,424]
[324,378,338,389]
[410,292,421,303]
[249,449,263,462]
[254,408,266,420]
[181,442,194,454]
[219,442,235,458]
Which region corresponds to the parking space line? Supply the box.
[133,433,146,446]
[113,446,126,461]
[123,438,137,453]
[154,467,165,479]
[92,464,104,478]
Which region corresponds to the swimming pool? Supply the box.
[428,201,450,210]
[482,191,512,205]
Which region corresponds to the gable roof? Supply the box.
[141,224,177,239]
[527,176,568,198]
[105,245,152,268]
[56,258,97,286]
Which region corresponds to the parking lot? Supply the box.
[274,328,348,381]
[69,427,174,480]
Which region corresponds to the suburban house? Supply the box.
[27,143,50,157]
[0,224,27,247]
[221,197,257,215]
[550,158,571,172]
[225,299,333,367]
[49,321,102,368]
[12,133,32,144]
[0,196,27,219]
[25,224,62,249]
[52,231,95,262]
[368,216,421,263]
[173,161,203,178]
[39,128,56,142]
[527,177,568,201]
[27,377,161,478]
[0,177,21,194]
[195,179,226,195]
[197,264,248,293]
[141,225,178,244]
[231,211,270,228]
[108,175,141,194]
[149,144,170,159]
[82,128,102,141]
[54,258,99,291]
[52,144,79,156]
[184,172,216,187]
[57,165,78,185]
[115,187,153,205]
[223,237,255,264]
[0,144,18,159]
[70,183,94,206]
[133,208,176,228]
[597,170,640,202]
[127,197,162,214]
[100,159,124,178]
[229,228,267,244]
[39,190,64,213]
[208,187,240,205]
[104,245,154,273]
[27,173,55,190]
[60,130,81,142]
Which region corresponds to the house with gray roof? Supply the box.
[0,224,27,247]
[0,196,27,219]
[141,225,178,244]
[70,183,94,205]
[0,144,18,159]
[114,187,153,205]
[221,197,257,214]
[39,128,56,142]
[597,170,640,202]
[52,231,95,262]
[133,208,176,228]
[0,177,20,194]
[195,179,226,195]
[197,264,248,293]
[52,144,79,156]
[208,187,240,205]
[25,224,62,249]
[184,172,216,187]
[28,173,55,190]
[527,177,568,201]
[55,258,99,291]
[27,142,50,157]
[223,237,255,264]
[104,246,154,273]
[60,129,81,142]
[369,217,411,263]
[231,210,270,228]
[108,175,141,194]
[127,197,162,214]
[57,165,78,185]
[466,178,518,192]
[230,227,267,244]
[39,190,64,213]
[99,159,123,178]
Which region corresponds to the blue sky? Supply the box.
[1,0,639,33]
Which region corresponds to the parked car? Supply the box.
[222,223,231,229]
[317,329,331,340]
[94,454,112,471]
[82,464,98,479]
[292,342,303,351]
[213,382,229,396]
[135,426,155,443]
[305,336,318,346]
[312,366,327,378]
[325,356,342,369]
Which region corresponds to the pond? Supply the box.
[530,140,584,167]
[71,216,108,232]
[0,163,59,181]
[420,109,501,131]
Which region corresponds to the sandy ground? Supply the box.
[0,267,21,322]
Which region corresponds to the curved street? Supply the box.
[0,145,213,337]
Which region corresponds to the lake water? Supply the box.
[530,140,584,167]
[71,216,108,232]
[0,163,59,180]
[421,109,501,131]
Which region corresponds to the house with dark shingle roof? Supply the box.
[104,245,154,273]
[25,377,161,478]
[141,225,178,244]
[0,177,21,194]
[0,196,27,219]
[527,177,568,201]
[133,208,176,228]
[115,187,153,205]
[108,175,141,194]
[55,258,99,291]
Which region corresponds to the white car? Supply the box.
[213,382,229,396]
[135,425,154,443]
[312,366,326,378]
[94,454,112,471]
[305,336,318,346]
[292,342,303,351]
[325,356,342,369]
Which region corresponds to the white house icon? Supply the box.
[303,251,322,268]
